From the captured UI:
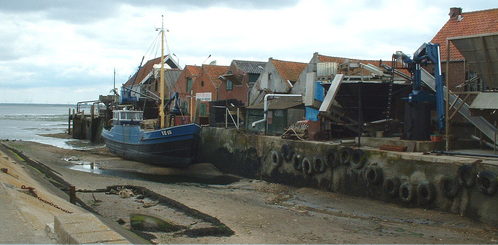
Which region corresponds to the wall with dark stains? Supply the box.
[199,127,498,226]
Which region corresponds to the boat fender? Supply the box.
[476,170,497,195]
[399,182,415,203]
[351,149,367,169]
[365,166,383,185]
[292,153,302,171]
[456,164,476,188]
[439,175,460,198]
[417,182,436,205]
[270,151,282,167]
[383,177,400,197]
[326,149,339,168]
[302,157,314,175]
[280,144,293,162]
[339,147,353,165]
[313,155,326,174]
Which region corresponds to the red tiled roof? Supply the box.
[431,8,498,61]
[202,65,229,87]
[124,57,162,87]
[271,59,307,84]
[185,65,201,76]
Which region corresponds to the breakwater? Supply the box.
[200,127,498,226]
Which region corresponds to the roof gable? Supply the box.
[431,8,498,61]
[124,57,161,87]
[201,65,229,87]
[271,59,307,83]
[185,65,201,76]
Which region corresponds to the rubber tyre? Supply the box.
[270,150,282,167]
[339,147,353,165]
[457,164,476,188]
[399,182,415,203]
[365,167,383,185]
[313,155,327,174]
[281,144,293,162]
[292,153,302,171]
[476,170,497,195]
[439,175,460,198]
[383,177,400,197]
[417,182,436,205]
[302,157,314,175]
[351,149,367,169]
[326,149,339,168]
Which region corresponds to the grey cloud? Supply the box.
[0,0,300,24]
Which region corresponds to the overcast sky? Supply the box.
[0,0,495,104]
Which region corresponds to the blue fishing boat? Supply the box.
[102,16,201,167]
[101,109,201,167]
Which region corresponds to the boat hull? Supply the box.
[102,123,201,168]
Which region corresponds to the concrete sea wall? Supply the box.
[199,127,498,227]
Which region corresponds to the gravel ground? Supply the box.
[2,139,497,244]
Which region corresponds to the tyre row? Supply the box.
[270,145,497,205]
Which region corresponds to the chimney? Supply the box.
[449,7,462,20]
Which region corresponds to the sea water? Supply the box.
[0,103,88,149]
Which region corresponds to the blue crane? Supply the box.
[397,43,445,134]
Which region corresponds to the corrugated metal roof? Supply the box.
[233,60,267,74]
[246,96,303,110]
[470,92,498,110]
[449,32,498,88]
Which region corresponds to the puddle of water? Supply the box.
[68,164,240,185]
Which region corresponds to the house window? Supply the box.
[187,78,192,92]
[201,81,204,87]
[227,80,233,91]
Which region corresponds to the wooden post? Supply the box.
[445,39,450,151]
[68,108,71,135]
[70,185,76,204]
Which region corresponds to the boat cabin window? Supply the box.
[113,111,143,121]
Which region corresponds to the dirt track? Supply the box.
[2,139,497,244]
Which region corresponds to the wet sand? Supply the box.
[1,139,497,244]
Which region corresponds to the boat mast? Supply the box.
[159,15,165,128]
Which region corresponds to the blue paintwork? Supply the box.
[102,111,201,167]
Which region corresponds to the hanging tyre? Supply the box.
[383,177,400,197]
[399,182,415,203]
[351,149,367,169]
[417,182,436,205]
[456,164,476,188]
[292,153,302,171]
[365,167,383,185]
[326,149,339,168]
[270,150,282,167]
[313,155,327,174]
[439,175,460,198]
[281,144,293,162]
[339,147,353,165]
[302,157,314,175]
[476,170,497,195]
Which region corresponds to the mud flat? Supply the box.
[1,139,497,244]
